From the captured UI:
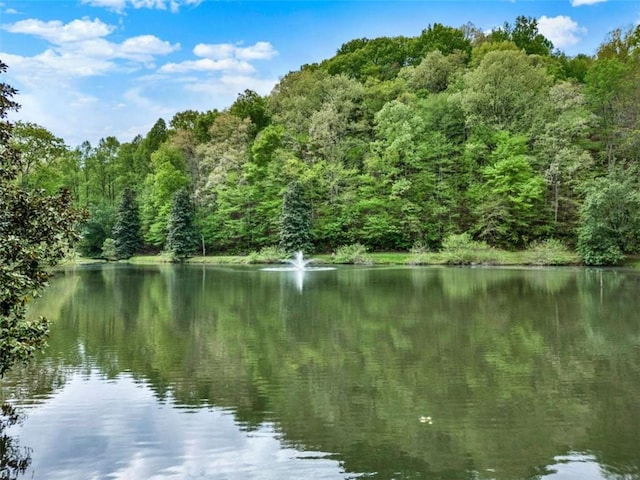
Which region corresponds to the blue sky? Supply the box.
[1,0,638,147]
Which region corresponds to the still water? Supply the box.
[1,264,639,479]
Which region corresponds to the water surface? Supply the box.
[1,264,639,479]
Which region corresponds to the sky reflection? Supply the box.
[6,371,350,480]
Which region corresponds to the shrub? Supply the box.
[440,233,496,265]
[525,239,577,265]
[246,246,287,264]
[101,238,117,261]
[333,243,372,265]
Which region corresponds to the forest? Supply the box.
[6,16,640,265]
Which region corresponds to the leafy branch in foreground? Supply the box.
[0,60,83,376]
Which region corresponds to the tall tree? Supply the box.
[279,181,314,254]
[166,188,199,262]
[0,61,82,376]
[488,16,554,56]
[458,49,552,135]
[9,121,66,190]
[472,132,548,248]
[113,187,143,259]
[229,89,270,137]
[577,172,640,265]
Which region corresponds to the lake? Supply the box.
[1,264,639,479]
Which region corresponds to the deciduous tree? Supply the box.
[1,61,82,376]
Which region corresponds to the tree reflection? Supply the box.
[0,403,31,480]
[6,265,640,479]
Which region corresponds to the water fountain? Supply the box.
[285,251,315,270]
[261,251,335,291]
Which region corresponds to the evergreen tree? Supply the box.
[166,189,199,262]
[279,181,314,254]
[112,187,143,259]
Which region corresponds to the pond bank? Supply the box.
[60,252,640,268]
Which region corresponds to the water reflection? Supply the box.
[4,372,350,480]
[0,265,639,479]
[0,403,31,480]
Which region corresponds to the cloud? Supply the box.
[2,18,180,76]
[538,15,587,48]
[186,74,278,97]
[121,35,181,61]
[160,58,254,74]
[570,0,606,5]
[194,41,277,61]
[236,42,278,61]
[81,0,201,13]
[4,18,115,43]
[162,41,277,75]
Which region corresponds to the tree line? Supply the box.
[7,17,640,265]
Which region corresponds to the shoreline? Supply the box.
[59,253,640,268]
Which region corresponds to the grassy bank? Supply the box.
[72,248,583,267]
[66,241,640,268]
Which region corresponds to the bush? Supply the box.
[333,243,372,265]
[101,238,117,261]
[440,233,496,265]
[246,246,287,264]
[525,239,577,265]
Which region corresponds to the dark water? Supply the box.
[1,264,639,480]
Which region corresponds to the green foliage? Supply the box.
[246,246,287,264]
[488,16,554,56]
[440,233,495,265]
[77,203,115,258]
[279,181,314,254]
[473,132,548,248]
[324,36,412,81]
[166,189,199,262]
[524,239,578,266]
[112,187,143,259]
[1,61,82,376]
[459,49,553,134]
[410,23,472,60]
[229,89,270,136]
[5,21,640,260]
[101,238,117,261]
[333,243,372,265]
[577,175,640,265]
[140,144,189,247]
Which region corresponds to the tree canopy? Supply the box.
[4,15,640,264]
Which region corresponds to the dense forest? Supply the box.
[6,17,640,264]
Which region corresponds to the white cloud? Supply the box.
[194,41,277,61]
[538,15,587,48]
[186,74,278,97]
[2,18,180,76]
[81,0,201,13]
[163,41,277,75]
[120,35,181,61]
[160,58,254,74]
[570,0,606,6]
[194,43,236,60]
[236,42,278,61]
[4,18,114,43]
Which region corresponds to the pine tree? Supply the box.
[279,181,314,254]
[166,188,199,262]
[112,187,143,259]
